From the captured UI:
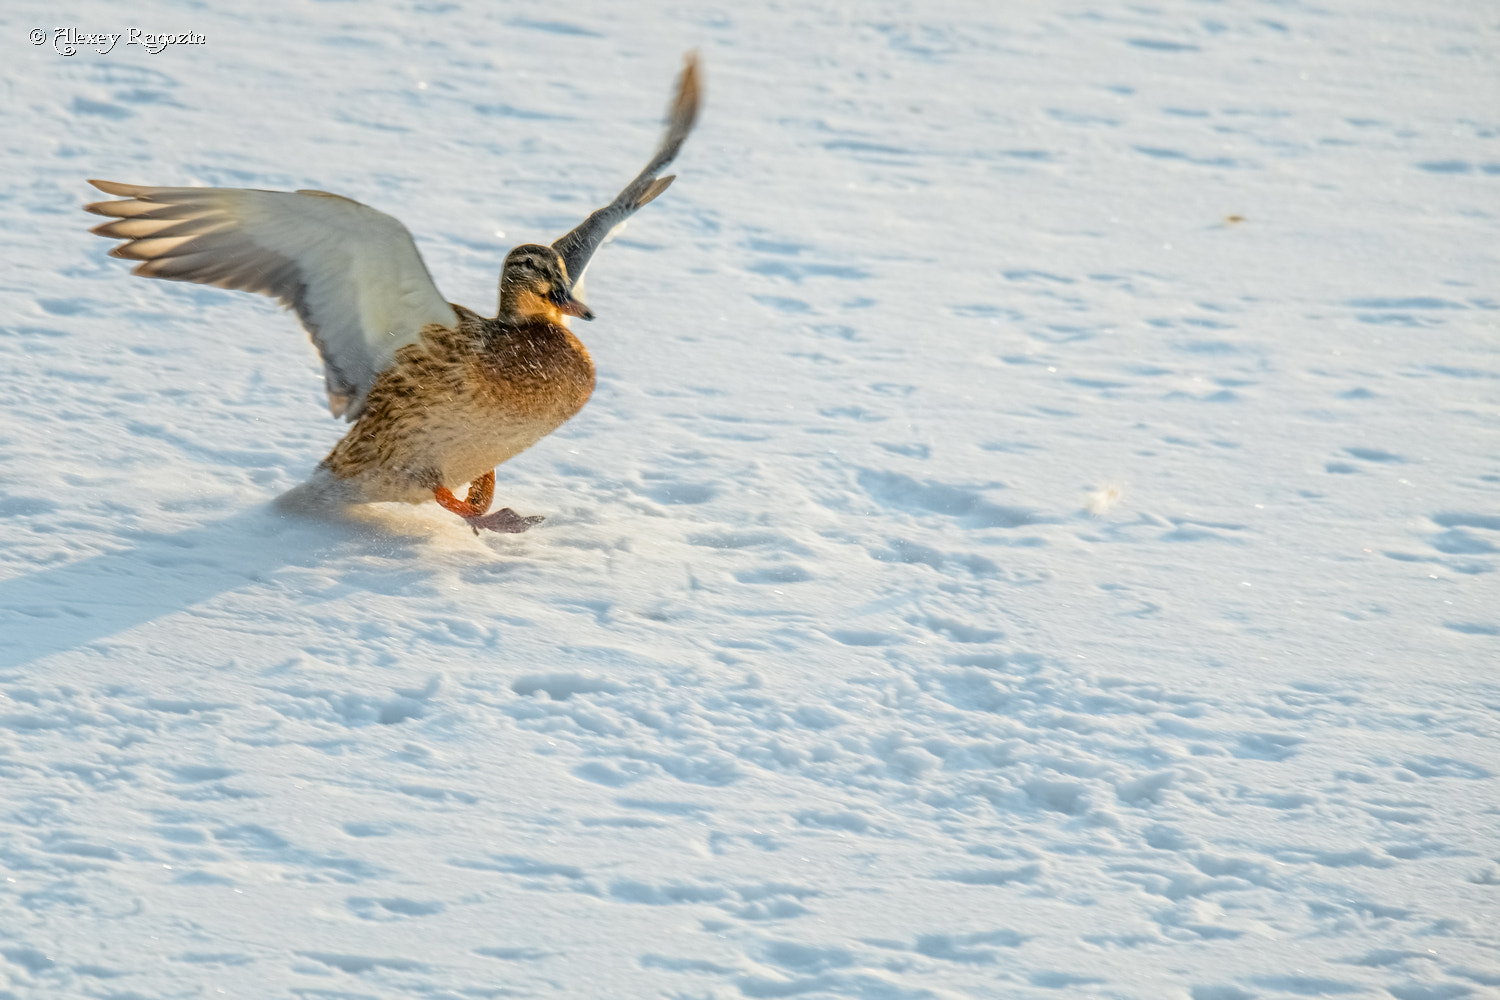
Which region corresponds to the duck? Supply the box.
[85,54,701,534]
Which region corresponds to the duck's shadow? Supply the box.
[0,496,446,672]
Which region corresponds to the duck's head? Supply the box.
[498,244,594,324]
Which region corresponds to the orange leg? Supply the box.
[433,470,496,518]
[432,471,544,535]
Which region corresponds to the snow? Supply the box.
[3,0,1498,997]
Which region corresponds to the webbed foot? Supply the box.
[464,507,545,535]
[433,471,543,534]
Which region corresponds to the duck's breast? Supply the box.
[442,320,595,484]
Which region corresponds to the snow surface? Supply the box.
[3,0,1499,997]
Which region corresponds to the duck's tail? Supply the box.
[275,465,362,514]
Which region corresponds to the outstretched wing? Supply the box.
[551,52,701,292]
[84,181,459,420]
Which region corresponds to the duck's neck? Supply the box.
[498,287,566,326]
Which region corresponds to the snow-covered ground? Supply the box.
[2,1,1498,997]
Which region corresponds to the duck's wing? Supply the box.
[85,181,459,421]
[551,52,701,293]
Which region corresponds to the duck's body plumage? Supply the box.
[324,305,596,505]
[84,55,699,533]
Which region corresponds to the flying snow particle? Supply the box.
[1085,483,1123,515]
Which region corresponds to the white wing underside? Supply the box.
[85,181,458,420]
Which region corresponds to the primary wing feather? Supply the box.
[551,53,701,291]
[85,180,458,420]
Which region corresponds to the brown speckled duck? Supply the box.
[85,55,700,534]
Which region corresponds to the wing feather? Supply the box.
[85,180,458,420]
[551,53,701,291]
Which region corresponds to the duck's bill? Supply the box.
[549,289,594,321]
[557,297,595,321]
